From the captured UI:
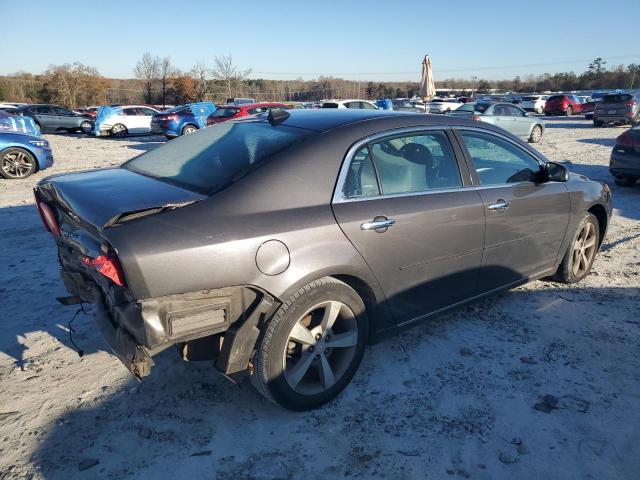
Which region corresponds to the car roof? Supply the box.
[241,102,289,108]
[256,108,492,133]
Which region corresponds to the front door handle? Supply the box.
[361,217,396,231]
[487,199,509,211]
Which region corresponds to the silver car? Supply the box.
[450,102,545,143]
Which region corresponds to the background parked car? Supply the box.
[594,93,639,127]
[609,125,640,186]
[73,106,100,119]
[225,98,256,106]
[391,99,428,113]
[13,104,93,133]
[93,105,160,137]
[320,100,378,109]
[206,102,290,125]
[582,92,611,120]
[0,111,53,179]
[151,102,217,139]
[449,101,544,142]
[544,94,583,116]
[428,98,462,113]
[520,95,548,114]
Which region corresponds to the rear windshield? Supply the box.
[210,108,239,118]
[321,103,339,108]
[522,96,539,101]
[124,122,313,195]
[547,95,565,101]
[602,94,633,103]
[163,105,188,114]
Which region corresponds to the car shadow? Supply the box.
[578,138,617,147]
[22,284,640,479]
[0,205,108,370]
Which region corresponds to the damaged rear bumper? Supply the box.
[60,265,276,381]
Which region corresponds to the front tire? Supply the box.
[552,213,599,284]
[0,147,37,179]
[252,277,368,411]
[80,121,93,134]
[529,125,542,143]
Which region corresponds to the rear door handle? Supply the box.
[488,199,509,211]
[361,217,396,231]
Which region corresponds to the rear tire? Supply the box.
[594,120,604,128]
[110,124,128,138]
[252,277,368,411]
[614,175,637,187]
[536,107,543,114]
[182,124,198,135]
[0,147,37,179]
[552,212,599,284]
[528,125,542,143]
[566,106,573,116]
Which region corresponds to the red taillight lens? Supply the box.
[617,131,634,148]
[161,114,179,121]
[35,199,60,236]
[625,101,637,107]
[82,254,126,287]
[472,114,481,121]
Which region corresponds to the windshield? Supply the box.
[455,103,490,113]
[210,108,239,118]
[124,122,314,195]
[321,103,339,108]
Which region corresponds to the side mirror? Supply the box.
[544,162,569,182]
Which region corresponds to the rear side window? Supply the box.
[371,131,461,195]
[124,122,313,195]
[460,131,541,185]
[343,146,380,198]
[210,108,239,118]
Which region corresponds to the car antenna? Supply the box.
[267,108,290,125]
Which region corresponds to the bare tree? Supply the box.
[160,56,172,107]
[134,52,160,104]
[191,61,209,101]
[211,54,252,99]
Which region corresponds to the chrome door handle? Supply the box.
[361,218,396,231]
[488,199,509,211]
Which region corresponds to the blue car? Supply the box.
[150,102,216,139]
[0,112,53,179]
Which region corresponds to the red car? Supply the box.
[206,103,290,125]
[544,94,583,116]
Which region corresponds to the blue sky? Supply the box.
[1,0,639,81]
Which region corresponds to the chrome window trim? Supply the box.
[332,125,545,205]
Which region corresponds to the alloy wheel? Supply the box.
[283,300,358,395]
[572,222,597,277]
[530,125,542,142]
[1,150,35,179]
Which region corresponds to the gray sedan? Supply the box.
[36,109,611,410]
[450,102,545,143]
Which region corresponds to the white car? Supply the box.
[520,95,548,114]
[321,99,378,110]
[428,98,462,113]
[95,105,160,137]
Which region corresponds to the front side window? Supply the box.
[460,131,541,185]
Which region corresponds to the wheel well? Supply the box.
[331,274,380,339]
[588,204,607,247]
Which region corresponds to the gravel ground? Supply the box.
[0,118,638,480]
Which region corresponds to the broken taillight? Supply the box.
[82,254,126,287]
[35,198,61,236]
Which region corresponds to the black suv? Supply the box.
[13,104,93,134]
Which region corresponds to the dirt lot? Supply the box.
[0,118,638,480]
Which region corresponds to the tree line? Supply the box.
[1,56,638,108]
